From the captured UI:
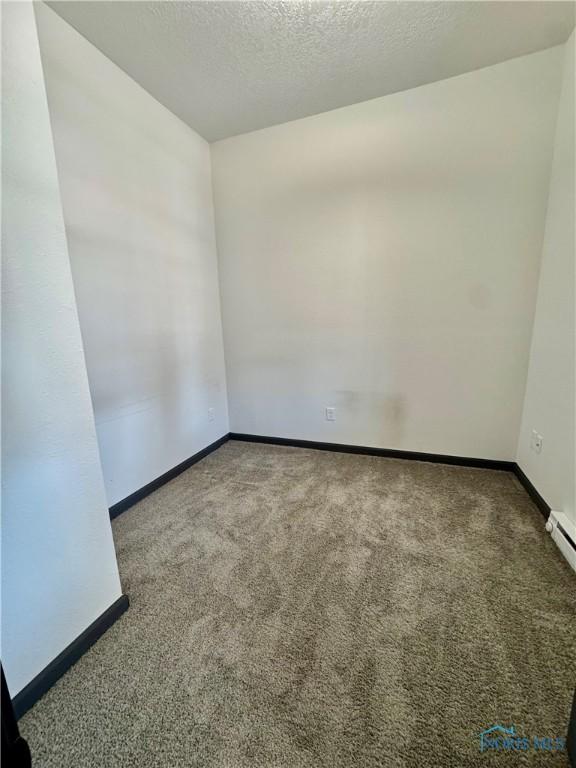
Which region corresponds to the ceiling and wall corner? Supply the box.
[46,0,575,142]
[37,0,575,499]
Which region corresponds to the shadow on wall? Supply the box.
[335,391,407,446]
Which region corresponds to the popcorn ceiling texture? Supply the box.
[47,1,574,141]
[21,441,575,767]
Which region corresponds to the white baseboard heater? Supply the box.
[546,511,576,573]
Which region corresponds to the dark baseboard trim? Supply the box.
[9,435,550,719]
[109,434,230,519]
[229,433,516,472]
[230,433,553,520]
[109,429,552,522]
[107,432,552,522]
[12,594,129,720]
[513,464,551,519]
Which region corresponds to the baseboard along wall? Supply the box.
[109,434,229,519]
[14,431,551,718]
[230,433,550,518]
[108,432,551,521]
[12,595,129,720]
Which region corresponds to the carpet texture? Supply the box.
[21,441,575,767]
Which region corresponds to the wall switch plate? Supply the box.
[325,407,336,421]
[208,408,215,422]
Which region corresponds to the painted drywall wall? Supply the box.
[212,48,563,460]
[35,4,229,507]
[1,1,122,697]
[517,33,575,524]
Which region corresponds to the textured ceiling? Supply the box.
[47,1,575,142]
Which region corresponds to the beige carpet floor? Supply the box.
[21,440,575,767]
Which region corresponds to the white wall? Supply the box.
[517,33,575,523]
[1,1,122,696]
[35,4,229,507]
[212,49,563,460]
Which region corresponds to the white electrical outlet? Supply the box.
[208,407,215,422]
[325,407,336,421]
[531,430,543,453]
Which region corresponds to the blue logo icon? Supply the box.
[479,724,565,753]
[479,725,519,752]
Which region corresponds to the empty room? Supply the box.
[2,0,575,766]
